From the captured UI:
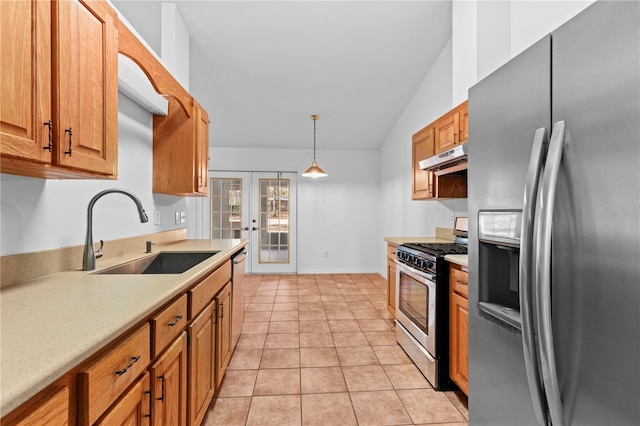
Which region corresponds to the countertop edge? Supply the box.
[445,254,469,267]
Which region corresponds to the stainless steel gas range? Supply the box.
[394,241,467,390]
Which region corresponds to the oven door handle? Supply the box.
[394,259,435,282]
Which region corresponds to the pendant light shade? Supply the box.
[302,114,327,178]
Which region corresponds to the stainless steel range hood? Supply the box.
[419,144,468,176]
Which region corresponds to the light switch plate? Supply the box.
[175,211,181,225]
[180,211,186,224]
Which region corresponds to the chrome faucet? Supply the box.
[83,189,149,271]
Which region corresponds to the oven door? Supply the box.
[395,260,437,358]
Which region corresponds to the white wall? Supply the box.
[208,147,380,274]
[452,0,595,103]
[0,94,188,257]
[161,3,190,91]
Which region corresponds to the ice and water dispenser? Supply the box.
[477,210,523,329]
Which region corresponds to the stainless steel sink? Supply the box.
[93,251,219,275]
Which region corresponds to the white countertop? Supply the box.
[445,254,469,267]
[0,238,247,415]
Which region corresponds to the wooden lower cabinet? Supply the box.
[97,373,151,426]
[1,251,245,426]
[188,302,217,426]
[1,384,70,426]
[449,264,469,395]
[386,243,397,316]
[215,283,232,386]
[150,332,188,426]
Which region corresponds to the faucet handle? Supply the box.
[95,240,104,259]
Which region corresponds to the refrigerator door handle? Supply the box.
[520,127,549,425]
[534,120,567,426]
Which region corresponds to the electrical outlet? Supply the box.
[450,212,455,224]
[324,251,329,258]
[180,211,186,224]
[154,210,161,225]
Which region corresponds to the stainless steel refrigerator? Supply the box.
[468,1,639,425]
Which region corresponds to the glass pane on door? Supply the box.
[210,178,243,239]
[258,178,290,264]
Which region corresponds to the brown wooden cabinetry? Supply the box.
[411,101,468,200]
[188,301,217,426]
[2,249,244,426]
[0,0,118,179]
[151,332,188,426]
[434,101,468,154]
[449,263,469,395]
[1,384,70,426]
[97,373,151,426]
[412,127,435,199]
[153,98,210,196]
[386,243,398,316]
[215,283,233,387]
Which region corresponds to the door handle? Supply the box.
[534,120,566,426]
[241,226,249,231]
[252,227,258,231]
[519,127,549,425]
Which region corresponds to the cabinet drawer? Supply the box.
[450,266,469,298]
[189,260,231,319]
[386,243,398,261]
[151,294,188,357]
[78,324,151,426]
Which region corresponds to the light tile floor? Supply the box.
[203,273,468,426]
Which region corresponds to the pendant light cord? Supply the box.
[313,117,317,161]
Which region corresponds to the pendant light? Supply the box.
[302,114,328,178]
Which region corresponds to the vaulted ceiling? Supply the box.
[112,1,452,151]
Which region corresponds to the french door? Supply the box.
[209,171,297,273]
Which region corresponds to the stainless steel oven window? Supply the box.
[395,263,437,357]
[398,271,429,332]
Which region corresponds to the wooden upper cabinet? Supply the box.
[434,110,459,154]
[434,101,468,154]
[0,0,52,166]
[0,0,118,179]
[412,125,435,199]
[53,0,118,176]
[459,100,468,143]
[153,98,211,196]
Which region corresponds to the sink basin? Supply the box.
[94,251,219,275]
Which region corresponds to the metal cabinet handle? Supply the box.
[219,303,224,319]
[115,355,141,376]
[455,279,467,286]
[519,127,549,426]
[157,375,165,401]
[144,388,152,418]
[168,315,183,327]
[64,128,73,156]
[43,120,53,151]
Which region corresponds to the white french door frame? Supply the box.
[207,170,298,274]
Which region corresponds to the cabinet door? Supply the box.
[195,106,210,195]
[459,101,468,143]
[412,126,435,199]
[188,302,216,426]
[0,0,52,165]
[97,373,152,426]
[215,283,232,386]
[450,291,469,395]
[1,385,69,426]
[386,244,397,316]
[151,332,187,426]
[53,0,117,176]
[434,110,460,154]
